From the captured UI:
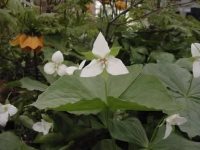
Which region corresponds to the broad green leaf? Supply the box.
[144,63,200,137]
[32,65,177,113]
[108,97,152,111]
[149,52,175,63]
[107,65,143,98]
[176,58,192,71]
[32,75,106,111]
[0,132,36,150]
[20,77,48,92]
[92,139,121,150]
[56,99,106,114]
[119,74,177,112]
[108,65,176,111]
[149,127,200,150]
[109,118,149,148]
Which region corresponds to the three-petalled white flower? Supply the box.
[163,114,187,139]
[44,51,68,76]
[32,119,52,135]
[66,60,86,75]
[191,43,200,78]
[0,103,18,127]
[80,32,129,77]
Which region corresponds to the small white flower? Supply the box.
[163,114,187,139]
[66,60,86,75]
[44,51,68,76]
[191,43,200,78]
[0,103,18,127]
[80,32,129,77]
[32,119,52,135]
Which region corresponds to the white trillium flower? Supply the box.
[44,51,68,76]
[0,103,18,127]
[80,32,129,77]
[32,119,52,135]
[163,114,187,139]
[191,43,200,78]
[66,60,86,75]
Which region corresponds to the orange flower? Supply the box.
[115,0,127,10]
[10,34,27,48]
[10,34,44,52]
[21,36,44,52]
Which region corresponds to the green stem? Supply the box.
[33,51,38,80]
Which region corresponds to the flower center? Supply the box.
[100,58,107,68]
[100,58,107,64]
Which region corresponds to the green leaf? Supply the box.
[0,132,36,150]
[81,51,95,60]
[34,133,64,144]
[56,99,106,115]
[149,127,200,150]
[176,58,192,71]
[0,9,17,28]
[107,65,143,98]
[109,118,149,148]
[19,115,34,129]
[110,46,121,57]
[32,75,107,112]
[20,77,48,92]
[149,52,175,63]
[108,97,152,111]
[45,35,67,51]
[144,63,200,137]
[118,74,177,112]
[92,139,122,150]
[32,65,177,113]
[43,47,56,61]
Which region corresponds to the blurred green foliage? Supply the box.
[1,0,200,150]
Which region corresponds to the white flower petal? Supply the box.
[52,51,64,63]
[57,64,68,76]
[92,32,110,58]
[41,119,52,135]
[176,117,187,126]
[163,123,172,139]
[191,43,200,57]
[79,60,86,69]
[106,56,129,75]
[80,59,104,77]
[0,112,9,127]
[44,62,56,75]
[193,61,200,78]
[166,114,187,126]
[32,119,52,135]
[66,66,78,75]
[6,104,18,116]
